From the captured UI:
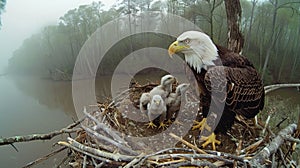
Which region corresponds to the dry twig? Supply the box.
[81,125,137,155]
[169,133,207,154]
[83,107,125,144]
[23,147,67,168]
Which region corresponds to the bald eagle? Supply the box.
[168,31,264,150]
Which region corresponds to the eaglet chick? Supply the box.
[139,93,151,114]
[149,74,176,100]
[139,74,175,113]
[166,83,190,124]
[146,95,167,129]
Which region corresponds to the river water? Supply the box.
[0,76,76,167]
[0,75,299,167]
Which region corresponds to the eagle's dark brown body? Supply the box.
[191,45,265,133]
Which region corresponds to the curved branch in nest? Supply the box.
[264,83,300,94]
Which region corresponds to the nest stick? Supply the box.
[23,147,67,168]
[148,153,234,165]
[91,158,104,168]
[82,155,87,168]
[58,141,111,163]
[155,158,187,166]
[83,108,125,144]
[278,148,287,167]
[67,137,136,161]
[205,150,246,162]
[143,147,195,159]
[123,153,146,168]
[271,153,276,168]
[59,137,136,162]
[284,135,300,143]
[169,133,207,154]
[166,160,218,168]
[241,138,264,154]
[82,125,137,155]
[262,115,271,135]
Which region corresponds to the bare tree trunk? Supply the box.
[224,0,244,53]
[245,0,257,51]
[290,18,300,81]
[0,0,6,27]
[261,0,291,80]
[277,28,291,81]
[261,11,277,80]
[208,0,223,40]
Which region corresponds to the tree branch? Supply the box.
[250,124,297,166]
[0,128,80,146]
[264,83,300,94]
[0,118,83,146]
[276,1,300,10]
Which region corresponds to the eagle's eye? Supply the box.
[183,38,190,44]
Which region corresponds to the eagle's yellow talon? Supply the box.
[166,119,173,124]
[200,133,221,150]
[192,118,211,131]
[158,122,167,129]
[173,119,183,125]
[146,121,157,128]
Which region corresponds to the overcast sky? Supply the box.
[0,0,117,73]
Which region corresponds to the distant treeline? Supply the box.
[8,0,300,84]
[0,0,6,27]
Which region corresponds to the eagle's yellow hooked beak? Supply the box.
[168,41,188,58]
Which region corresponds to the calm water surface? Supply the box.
[0,76,76,167]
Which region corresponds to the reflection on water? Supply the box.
[0,75,76,167]
[11,76,76,118]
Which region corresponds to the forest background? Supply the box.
[2,0,300,84]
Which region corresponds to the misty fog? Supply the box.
[0,0,115,73]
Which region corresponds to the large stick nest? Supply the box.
[58,83,300,167]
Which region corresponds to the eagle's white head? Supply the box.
[168,31,219,73]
